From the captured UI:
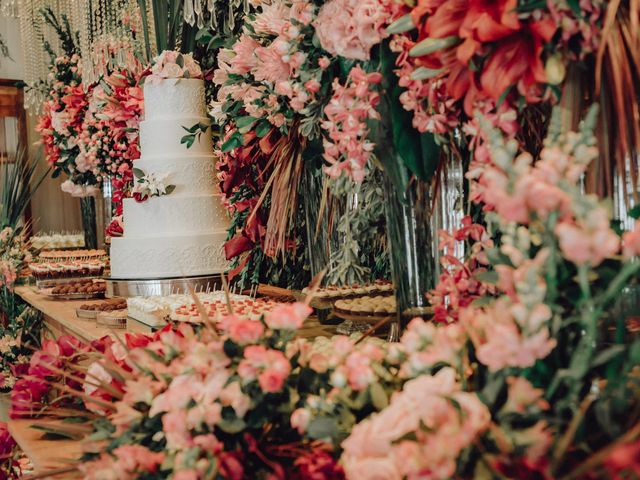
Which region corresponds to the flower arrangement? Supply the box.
[144,50,203,84]
[0,422,21,480]
[0,307,42,394]
[130,168,176,203]
[22,302,402,479]
[0,227,33,324]
[212,0,393,286]
[338,107,640,479]
[35,10,100,195]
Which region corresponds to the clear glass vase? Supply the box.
[382,172,435,341]
[80,196,97,249]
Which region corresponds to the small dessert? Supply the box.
[79,299,127,312]
[97,311,127,329]
[333,295,397,316]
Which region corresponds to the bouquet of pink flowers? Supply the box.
[145,50,203,84]
[74,302,402,479]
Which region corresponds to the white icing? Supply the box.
[143,78,207,119]
[139,117,212,157]
[122,194,228,237]
[134,155,218,195]
[110,232,229,279]
[110,78,230,279]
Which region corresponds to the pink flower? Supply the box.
[304,79,321,93]
[162,409,192,450]
[258,369,287,393]
[227,318,265,345]
[556,216,619,267]
[314,0,389,61]
[265,302,312,330]
[623,225,640,258]
[341,368,490,480]
[220,382,251,418]
[461,299,556,372]
[173,470,199,480]
[291,407,311,434]
[252,2,290,35]
[318,56,330,69]
[254,45,291,83]
[230,35,260,75]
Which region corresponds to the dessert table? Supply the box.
[13,285,153,343]
[9,285,337,477]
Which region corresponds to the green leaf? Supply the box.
[307,416,339,441]
[369,382,388,410]
[218,416,246,434]
[629,204,640,219]
[164,184,176,195]
[386,14,416,34]
[221,133,243,152]
[255,121,272,138]
[132,168,145,179]
[591,345,626,368]
[474,270,499,284]
[175,53,184,68]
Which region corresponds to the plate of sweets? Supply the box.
[41,279,106,300]
[76,298,127,319]
[301,280,394,309]
[171,297,283,324]
[334,295,397,324]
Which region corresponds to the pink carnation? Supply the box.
[265,302,312,330]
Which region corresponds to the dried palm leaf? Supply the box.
[248,124,306,258]
[591,0,640,202]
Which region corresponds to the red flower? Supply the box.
[479,19,555,102]
[604,440,640,479]
[293,450,345,480]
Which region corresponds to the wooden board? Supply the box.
[8,419,82,478]
[14,285,152,343]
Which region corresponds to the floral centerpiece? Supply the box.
[212,0,392,287]
[35,10,100,197]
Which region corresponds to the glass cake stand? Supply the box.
[105,274,226,298]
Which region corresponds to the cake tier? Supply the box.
[110,231,229,279]
[134,155,218,196]
[144,78,207,119]
[139,117,212,157]
[123,194,229,238]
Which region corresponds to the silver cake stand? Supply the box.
[106,274,224,298]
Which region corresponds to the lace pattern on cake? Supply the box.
[145,81,207,119]
[112,242,228,278]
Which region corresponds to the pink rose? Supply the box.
[304,79,321,93]
[228,319,265,345]
[161,63,184,78]
[265,302,312,330]
[258,368,288,393]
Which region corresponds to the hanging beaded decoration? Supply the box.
[183,0,250,35]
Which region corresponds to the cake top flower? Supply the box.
[145,50,203,85]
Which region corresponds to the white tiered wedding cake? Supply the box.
[110,67,229,279]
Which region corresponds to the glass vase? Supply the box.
[80,196,97,249]
[382,172,436,341]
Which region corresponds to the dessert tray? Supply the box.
[38,249,106,260]
[97,310,128,329]
[76,299,127,319]
[301,280,394,311]
[333,295,397,324]
[40,279,107,300]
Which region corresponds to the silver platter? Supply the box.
[106,274,224,298]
